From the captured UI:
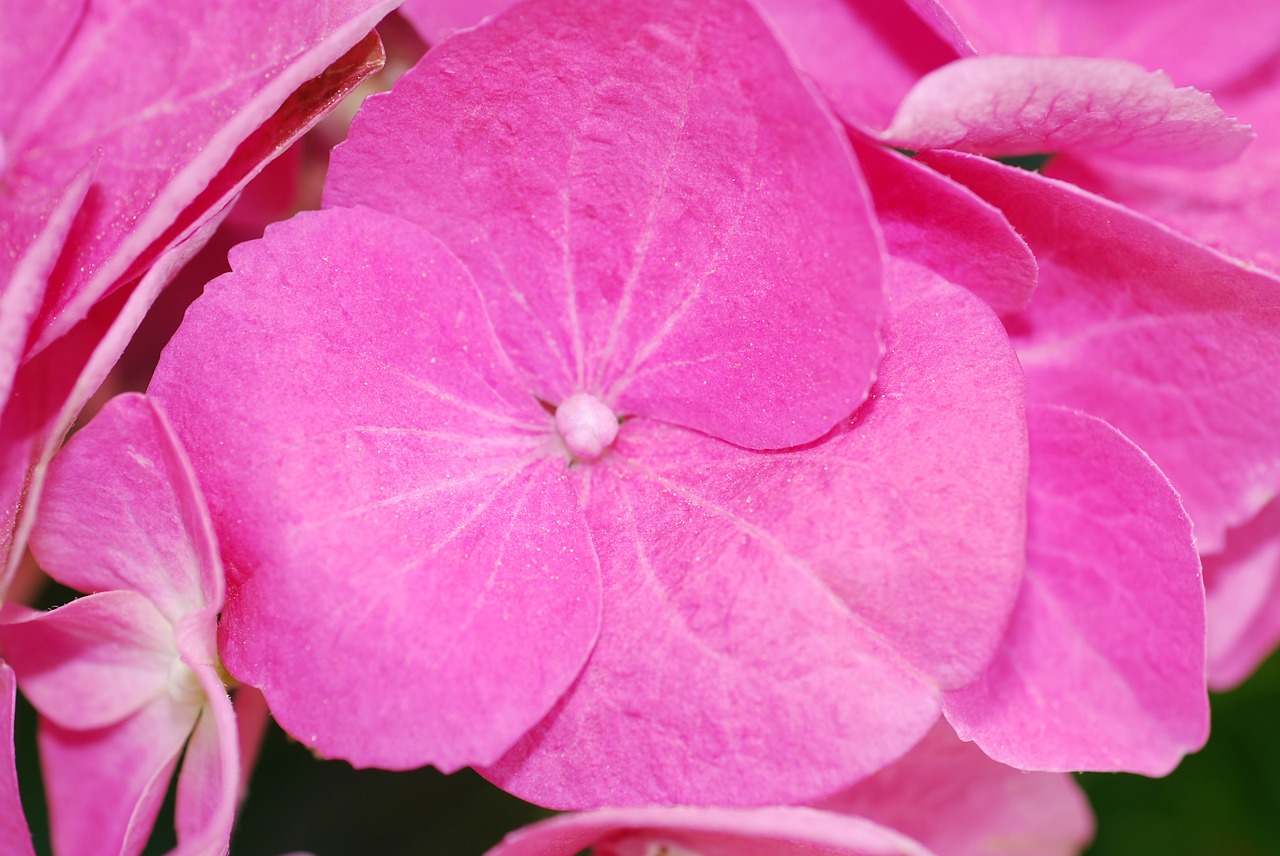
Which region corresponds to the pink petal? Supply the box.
[13,0,401,357]
[819,721,1094,856]
[930,0,1280,90]
[0,591,175,731]
[0,0,86,130]
[486,259,1027,807]
[0,32,388,585]
[752,0,962,130]
[487,806,933,856]
[39,697,198,856]
[885,56,1252,166]
[944,406,1206,775]
[150,207,602,772]
[849,133,1035,314]
[397,0,511,44]
[0,661,35,856]
[173,668,239,856]
[1203,499,1280,690]
[29,393,222,621]
[0,156,96,410]
[232,686,270,799]
[1048,65,1280,277]
[0,202,225,589]
[327,0,885,450]
[923,151,1280,554]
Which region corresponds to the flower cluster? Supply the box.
[1,0,1277,853]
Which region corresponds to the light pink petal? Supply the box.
[923,151,1280,554]
[488,806,934,856]
[327,0,884,450]
[885,56,1251,166]
[0,200,226,589]
[150,206,601,772]
[944,406,1206,775]
[0,156,95,410]
[0,591,175,731]
[29,393,222,621]
[13,0,399,356]
[173,668,239,856]
[752,0,962,130]
[849,133,1035,314]
[1204,499,1280,690]
[819,721,1094,856]
[0,661,35,856]
[486,259,1027,807]
[0,31,388,586]
[931,0,1280,89]
[0,0,86,129]
[1048,63,1280,277]
[397,0,511,44]
[39,697,198,856]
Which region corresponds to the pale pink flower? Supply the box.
[1,394,240,855]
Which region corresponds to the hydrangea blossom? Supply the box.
[150,0,1031,807]
[0,393,240,855]
[0,0,400,586]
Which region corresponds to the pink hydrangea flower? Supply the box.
[0,393,241,856]
[150,0,1031,807]
[0,0,400,587]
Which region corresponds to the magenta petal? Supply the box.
[1,198,229,588]
[487,807,933,856]
[753,0,962,130]
[0,0,85,129]
[933,0,1280,90]
[173,669,239,856]
[886,56,1252,165]
[0,662,35,856]
[944,406,1206,775]
[486,259,1026,808]
[0,591,174,731]
[924,151,1280,554]
[398,0,511,44]
[0,156,95,410]
[327,0,884,450]
[14,0,400,355]
[151,207,602,771]
[39,698,197,856]
[1204,500,1280,689]
[30,393,222,621]
[850,134,1035,315]
[1048,65,1280,277]
[819,721,1094,856]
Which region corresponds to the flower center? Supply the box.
[555,392,619,461]
[166,659,206,707]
